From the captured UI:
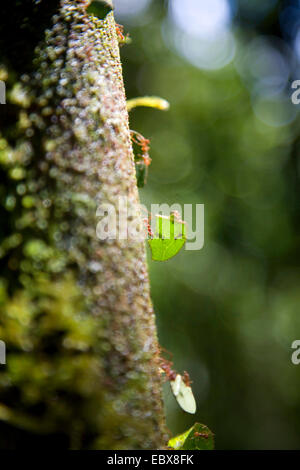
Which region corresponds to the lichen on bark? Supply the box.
[0,0,167,449]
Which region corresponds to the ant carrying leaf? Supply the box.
[170,373,196,415]
[159,353,196,414]
[146,211,187,261]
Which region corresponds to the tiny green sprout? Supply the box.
[147,211,187,261]
[168,423,214,451]
[127,96,170,112]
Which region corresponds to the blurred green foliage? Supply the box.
[118,0,300,449]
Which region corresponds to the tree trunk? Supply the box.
[0,0,167,449]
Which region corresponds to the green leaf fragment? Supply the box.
[168,427,191,450]
[148,213,186,261]
[168,423,214,451]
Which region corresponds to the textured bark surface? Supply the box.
[0,0,167,449]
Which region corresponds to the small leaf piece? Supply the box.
[168,427,191,450]
[170,374,196,414]
[148,213,186,261]
[168,423,214,451]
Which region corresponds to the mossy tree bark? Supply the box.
[0,0,167,449]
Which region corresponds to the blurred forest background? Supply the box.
[115,0,300,449]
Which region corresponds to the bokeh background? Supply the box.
[115,0,300,449]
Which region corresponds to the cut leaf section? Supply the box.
[148,212,187,261]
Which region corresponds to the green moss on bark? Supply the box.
[0,0,167,449]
